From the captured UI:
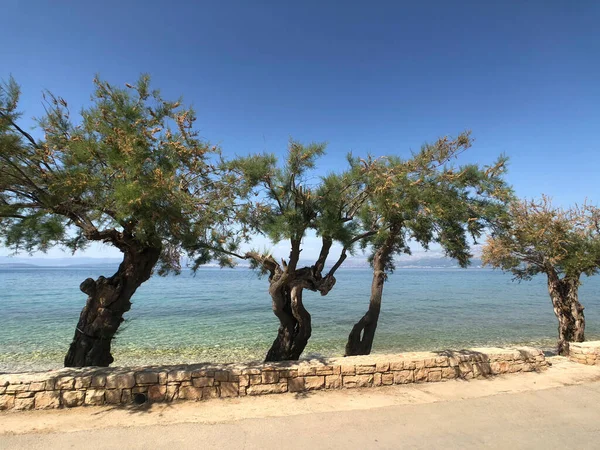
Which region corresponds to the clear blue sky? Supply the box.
[2,1,599,260]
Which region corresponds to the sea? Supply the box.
[1,265,600,373]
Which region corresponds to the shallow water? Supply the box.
[1,266,599,373]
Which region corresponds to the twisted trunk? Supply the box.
[264,283,312,362]
[345,227,396,356]
[547,273,585,356]
[264,237,339,362]
[64,243,162,367]
[345,247,387,356]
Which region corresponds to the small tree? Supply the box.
[345,132,511,356]
[0,76,229,367]
[200,140,373,361]
[482,197,600,355]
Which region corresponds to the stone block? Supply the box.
[340,365,356,375]
[45,379,56,390]
[91,375,106,388]
[441,367,458,379]
[427,370,442,382]
[168,370,191,382]
[85,389,105,406]
[423,358,437,368]
[34,391,60,409]
[203,387,219,399]
[315,366,334,376]
[390,361,404,371]
[193,377,214,388]
[135,371,159,385]
[165,385,178,402]
[241,368,261,375]
[357,375,375,387]
[106,373,135,389]
[56,377,75,390]
[382,373,394,385]
[343,374,373,388]
[249,375,262,385]
[393,370,414,384]
[457,362,473,376]
[246,382,288,396]
[238,375,250,387]
[288,377,305,392]
[414,368,428,382]
[14,396,34,410]
[304,376,325,390]
[16,391,34,398]
[325,375,342,389]
[6,383,29,393]
[29,382,45,392]
[262,371,280,384]
[490,361,509,374]
[215,371,229,382]
[158,372,168,385]
[403,360,417,370]
[220,382,239,398]
[376,362,390,372]
[179,386,203,401]
[0,394,15,410]
[148,385,166,402]
[192,370,215,377]
[298,366,317,376]
[435,357,450,367]
[279,369,298,378]
[74,376,92,389]
[62,390,85,408]
[356,365,376,375]
[373,373,382,386]
[121,389,133,404]
[104,390,122,405]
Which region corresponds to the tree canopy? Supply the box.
[354,131,512,274]
[0,75,230,272]
[482,196,600,281]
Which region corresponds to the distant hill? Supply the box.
[0,255,485,270]
[0,256,121,268]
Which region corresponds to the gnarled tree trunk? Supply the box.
[265,283,312,362]
[547,274,585,356]
[64,243,162,367]
[345,247,388,356]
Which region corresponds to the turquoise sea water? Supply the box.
[1,266,600,373]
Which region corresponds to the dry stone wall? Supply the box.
[0,346,547,411]
[568,341,600,366]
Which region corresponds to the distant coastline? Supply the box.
[0,256,485,270]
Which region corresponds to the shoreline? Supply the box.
[0,339,568,375]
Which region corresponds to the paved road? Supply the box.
[3,381,600,449]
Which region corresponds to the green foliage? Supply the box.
[482,196,600,280]
[0,75,232,273]
[355,131,512,273]
[230,140,332,241]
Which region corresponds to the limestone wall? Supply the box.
[568,341,600,366]
[0,346,547,411]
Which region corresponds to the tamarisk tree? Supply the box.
[345,132,511,356]
[482,197,600,355]
[202,141,372,362]
[0,76,229,367]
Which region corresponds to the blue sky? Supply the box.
[2,1,599,261]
